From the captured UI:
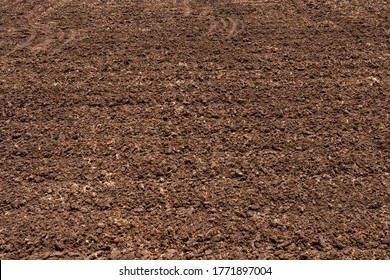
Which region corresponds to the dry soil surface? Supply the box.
[0,0,389,259]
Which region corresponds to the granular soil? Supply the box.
[0,0,389,260]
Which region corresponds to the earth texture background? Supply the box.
[0,0,389,259]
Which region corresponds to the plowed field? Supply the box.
[0,0,389,259]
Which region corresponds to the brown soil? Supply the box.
[0,0,389,260]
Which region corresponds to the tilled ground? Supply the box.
[0,0,389,259]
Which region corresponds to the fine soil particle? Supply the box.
[0,0,389,259]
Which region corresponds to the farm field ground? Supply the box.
[0,0,389,259]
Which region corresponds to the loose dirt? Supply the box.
[0,0,389,259]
